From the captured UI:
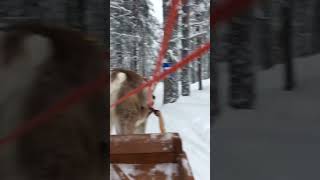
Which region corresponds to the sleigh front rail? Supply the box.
[110,133,194,180]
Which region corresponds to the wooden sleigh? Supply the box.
[110,133,195,180]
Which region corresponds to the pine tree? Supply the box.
[194,0,204,90]
[188,0,210,84]
[110,0,159,75]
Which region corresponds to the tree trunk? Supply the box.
[181,0,190,96]
[114,39,123,68]
[191,62,196,83]
[281,0,295,91]
[131,1,139,72]
[312,0,320,52]
[255,0,273,70]
[211,0,219,116]
[228,11,255,109]
[195,0,203,90]
[163,0,179,104]
[211,38,219,116]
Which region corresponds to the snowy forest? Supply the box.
[0,0,108,41]
[0,0,106,46]
[214,1,320,179]
[111,1,211,179]
[111,0,210,104]
[213,0,320,117]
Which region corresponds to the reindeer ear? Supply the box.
[23,34,52,68]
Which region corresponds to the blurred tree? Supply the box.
[281,0,295,90]
[211,0,219,116]
[228,11,255,109]
[0,0,106,48]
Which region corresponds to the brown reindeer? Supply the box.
[0,23,107,180]
[110,68,155,135]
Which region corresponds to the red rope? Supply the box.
[112,0,257,108]
[153,0,181,77]
[211,0,255,27]
[147,0,181,107]
[0,74,106,146]
[111,42,210,109]
[0,0,254,146]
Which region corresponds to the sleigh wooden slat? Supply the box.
[110,133,194,180]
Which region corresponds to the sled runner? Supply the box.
[110,133,194,180]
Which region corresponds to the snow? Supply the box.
[149,163,179,179]
[214,54,320,179]
[150,0,164,23]
[116,164,143,179]
[146,79,211,180]
[111,163,179,180]
[110,165,121,180]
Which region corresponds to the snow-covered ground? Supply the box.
[146,79,211,180]
[215,54,320,180]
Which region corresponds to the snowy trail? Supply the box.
[146,80,211,180]
[215,54,320,180]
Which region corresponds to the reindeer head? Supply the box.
[110,69,156,134]
[0,29,52,139]
[0,24,107,179]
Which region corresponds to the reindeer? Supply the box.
[110,68,157,135]
[0,23,107,180]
